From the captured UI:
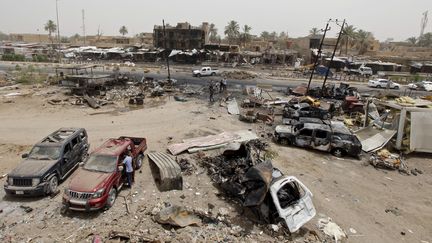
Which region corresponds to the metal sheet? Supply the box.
[410,112,432,153]
[147,152,182,191]
[168,132,240,155]
[354,126,396,152]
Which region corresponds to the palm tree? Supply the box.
[418,32,432,47]
[209,23,218,43]
[269,31,277,40]
[406,37,417,45]
[340,25,357,55]
[309,27,320,36]
[119,26,128,36]
[241,25,252,46]
[44,20,57,44]
[224,20,240,45]
[356,29,373,55]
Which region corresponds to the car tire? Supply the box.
[135,153,144,170]
[394,86,399,90]
[47,175,59,195]
[376,85,381,88]
[106,187,117,208]
[197,74,201,78]
[332,148,345,158]
[323,114,329,120]
[211,72,215,76]
[280,138,291,146]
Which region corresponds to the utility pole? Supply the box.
[82,9,86,45]
[55,0,61,63]
[420,11,428,39]
[321,19,345,96]
[306,20,331,94]
[162,19,171,81]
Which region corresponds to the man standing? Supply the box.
[209,81,215,102]
[123,151,133,187]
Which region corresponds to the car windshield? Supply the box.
[333,133,356,142]
[83,154,117,173]
[28,146,61,160]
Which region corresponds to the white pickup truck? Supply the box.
[192,67,220,77]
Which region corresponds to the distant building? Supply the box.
[69,34,153,48]
[9,33,51,43]
[153,22,209,50]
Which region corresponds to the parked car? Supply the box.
[192,67,220,77]
[63,136,147,211]
[407,81,432,91]
[4,128,89,196]
[274,121,362,157]
[368,79,400,89]
[348,66,373,77]
[283,103,332,122]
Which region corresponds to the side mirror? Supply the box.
[22,153,28,159]
[79,162,84,167]
[118,165,124,172]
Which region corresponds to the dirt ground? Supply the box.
[0,84,431,243]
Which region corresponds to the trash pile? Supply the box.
[369,149,410,173]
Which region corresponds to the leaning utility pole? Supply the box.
[306,21,331,94]
[420,11,428,39]
[162,19,171,81]
[321,19,345,95]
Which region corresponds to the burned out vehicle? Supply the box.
[283,103,331,122]
[63,136,147,211]
[4,128,89,196]
[201,140,316,232]
[274,121,362,157]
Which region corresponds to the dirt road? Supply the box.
[0,84,431,242]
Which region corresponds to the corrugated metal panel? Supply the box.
[147,152,182,191]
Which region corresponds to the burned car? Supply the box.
[283,103,331,122]
[4,128,89,196]
[201,140,316,232]
[274,121,362,157]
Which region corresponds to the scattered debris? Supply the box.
[177,158,196,176]
[20,205,33,213]
[155,205,201,227]
[317,217,347,242]
[369,149,410,174]
[148,152,183,191]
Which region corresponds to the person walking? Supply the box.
[123,151,133,187]
[209,81,215,102]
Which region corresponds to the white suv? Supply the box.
[368,79,400,89]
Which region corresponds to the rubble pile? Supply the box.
[222,70,257,80]
[105,85,144,101]
[369,149,408,173]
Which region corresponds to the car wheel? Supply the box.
[211,72,215,76]
[376,85,381,88]
[197,74,201,78]
[280,138,291,146]
[106,187,117,208]
[135,154,144,170]
[332,148,345,158]
[323,114,329,120]
[48,175,58,195]
[394,86,399,90]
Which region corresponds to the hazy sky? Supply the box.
[1,0,431,41]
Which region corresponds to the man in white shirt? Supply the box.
[123,151,133,187]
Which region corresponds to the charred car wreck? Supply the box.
[274,120,362,158]
[200,140,316,232]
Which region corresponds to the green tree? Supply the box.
[209,23,218,43]
[44,20,57,44]
[119,26,128,36]
[260,31,270,41]
[240,25,252,46]
[224,20,240,45]
[269,31,277,40]
[418,32,432,47]
[309,27,320,36]
[340,25,357,55]
[406,37,417,45]
[356,29,373,54]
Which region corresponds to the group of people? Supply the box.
[209,78,228,102]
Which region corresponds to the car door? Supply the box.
[61,143,73,176]
[70,136,82,166]
[313,129,331,151]
[295,128,313,147]
[270,176,316,233]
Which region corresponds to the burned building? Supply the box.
[153,22,209,50]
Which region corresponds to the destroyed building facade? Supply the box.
[153,22,209,50]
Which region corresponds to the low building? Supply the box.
[153,22,209,50]
[9,33,51,43]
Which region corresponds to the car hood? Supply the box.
[68,168,112,192]
[9,159,58,177]
[193,70,200,74]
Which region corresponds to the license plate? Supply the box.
[15,191,24,195]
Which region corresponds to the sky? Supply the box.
[0,0,431,41]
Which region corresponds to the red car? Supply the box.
[63,136,147,211]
